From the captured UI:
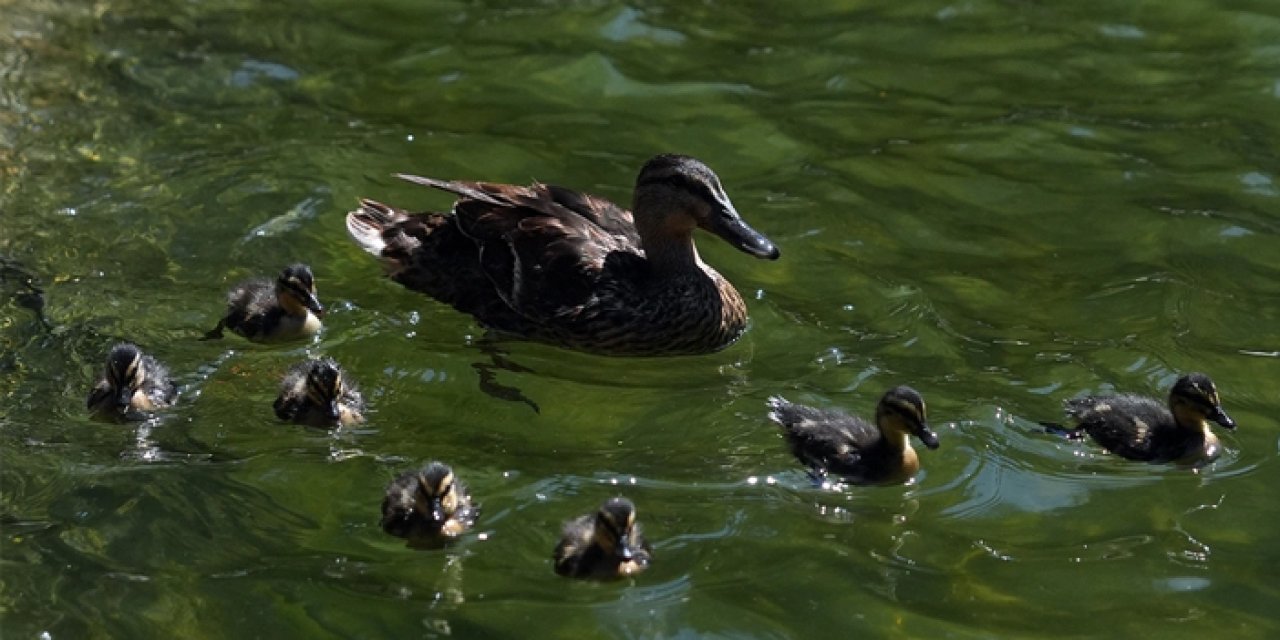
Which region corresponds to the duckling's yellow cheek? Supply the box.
[338,407,364,426]
[617,561,644,576]
[131,390,155,411]
[302,312,322,335]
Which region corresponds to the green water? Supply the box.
[3,0,1280,637]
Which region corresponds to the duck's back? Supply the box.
[452,181,641,322]
[1066,394,1196,461]
[138,354,178,408]
[767,399,887,479]
[553,514,606,577]
[222,278,283,339]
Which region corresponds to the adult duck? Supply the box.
[345,154,779,356]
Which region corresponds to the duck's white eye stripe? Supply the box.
[710,187,735,212]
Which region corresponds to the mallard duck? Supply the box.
[381,461,479,541]
[345,154,780,356]
[1045,372,1236,464]
[766,386,940,485]
[554,497,652,579]
[272,357,365,427]
[203,264,323,342]
[87,343,178,420]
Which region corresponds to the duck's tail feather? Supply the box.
[766,395,801,427]
[346,199,406,256]
[395,174,509,206]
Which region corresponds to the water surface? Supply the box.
[3,0,1280,637]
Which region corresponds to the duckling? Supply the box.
[380,461,479,541]
[1045,372,1235,464]
[272,357,365,427]
[346,154,779,356]
[203,264,323,342]
[554,497,652,579]
[87,343,178,420]
[766,386,940,485]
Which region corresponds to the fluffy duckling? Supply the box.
[87,343,178,420]
[203,264,323,342]
[1046,372,1235,464]
[272,357,365,427]
[554,497,652,579]
[766,386,940,485]
[381,462,479,541]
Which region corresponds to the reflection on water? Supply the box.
[4,0,1280,637]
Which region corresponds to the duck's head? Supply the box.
[103,343,146,409]
[875,385,940,450]
[592,497,640,562]
[275,264,324,318]
[412,462,460,523]
[1170,372,1235,430]
[304,358,346,421]
[632,154,779,261]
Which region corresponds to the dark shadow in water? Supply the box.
[1,255,53,332]
[471,337,540,414]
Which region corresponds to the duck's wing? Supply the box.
[380,472,424,537]
[396,176,642,323]
[219,279,278,339]
[140,355,177,406]
[86,379,112,411]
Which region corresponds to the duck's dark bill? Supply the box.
[709,212,780,260]
[304,293,325,317]
[918,427,941,450]
[1210,407,1236,429]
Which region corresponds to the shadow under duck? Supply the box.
[273,357,365,427]
[87,343,178,420]
[381,461,478,543]
[1045,372,1235,465]
[766,386,940,486]
[204,264,324,342]
[345,154,780,356]
[554,497,652,579]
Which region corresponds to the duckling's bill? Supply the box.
[915,423,941,450]
[1208,406,1235,430]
